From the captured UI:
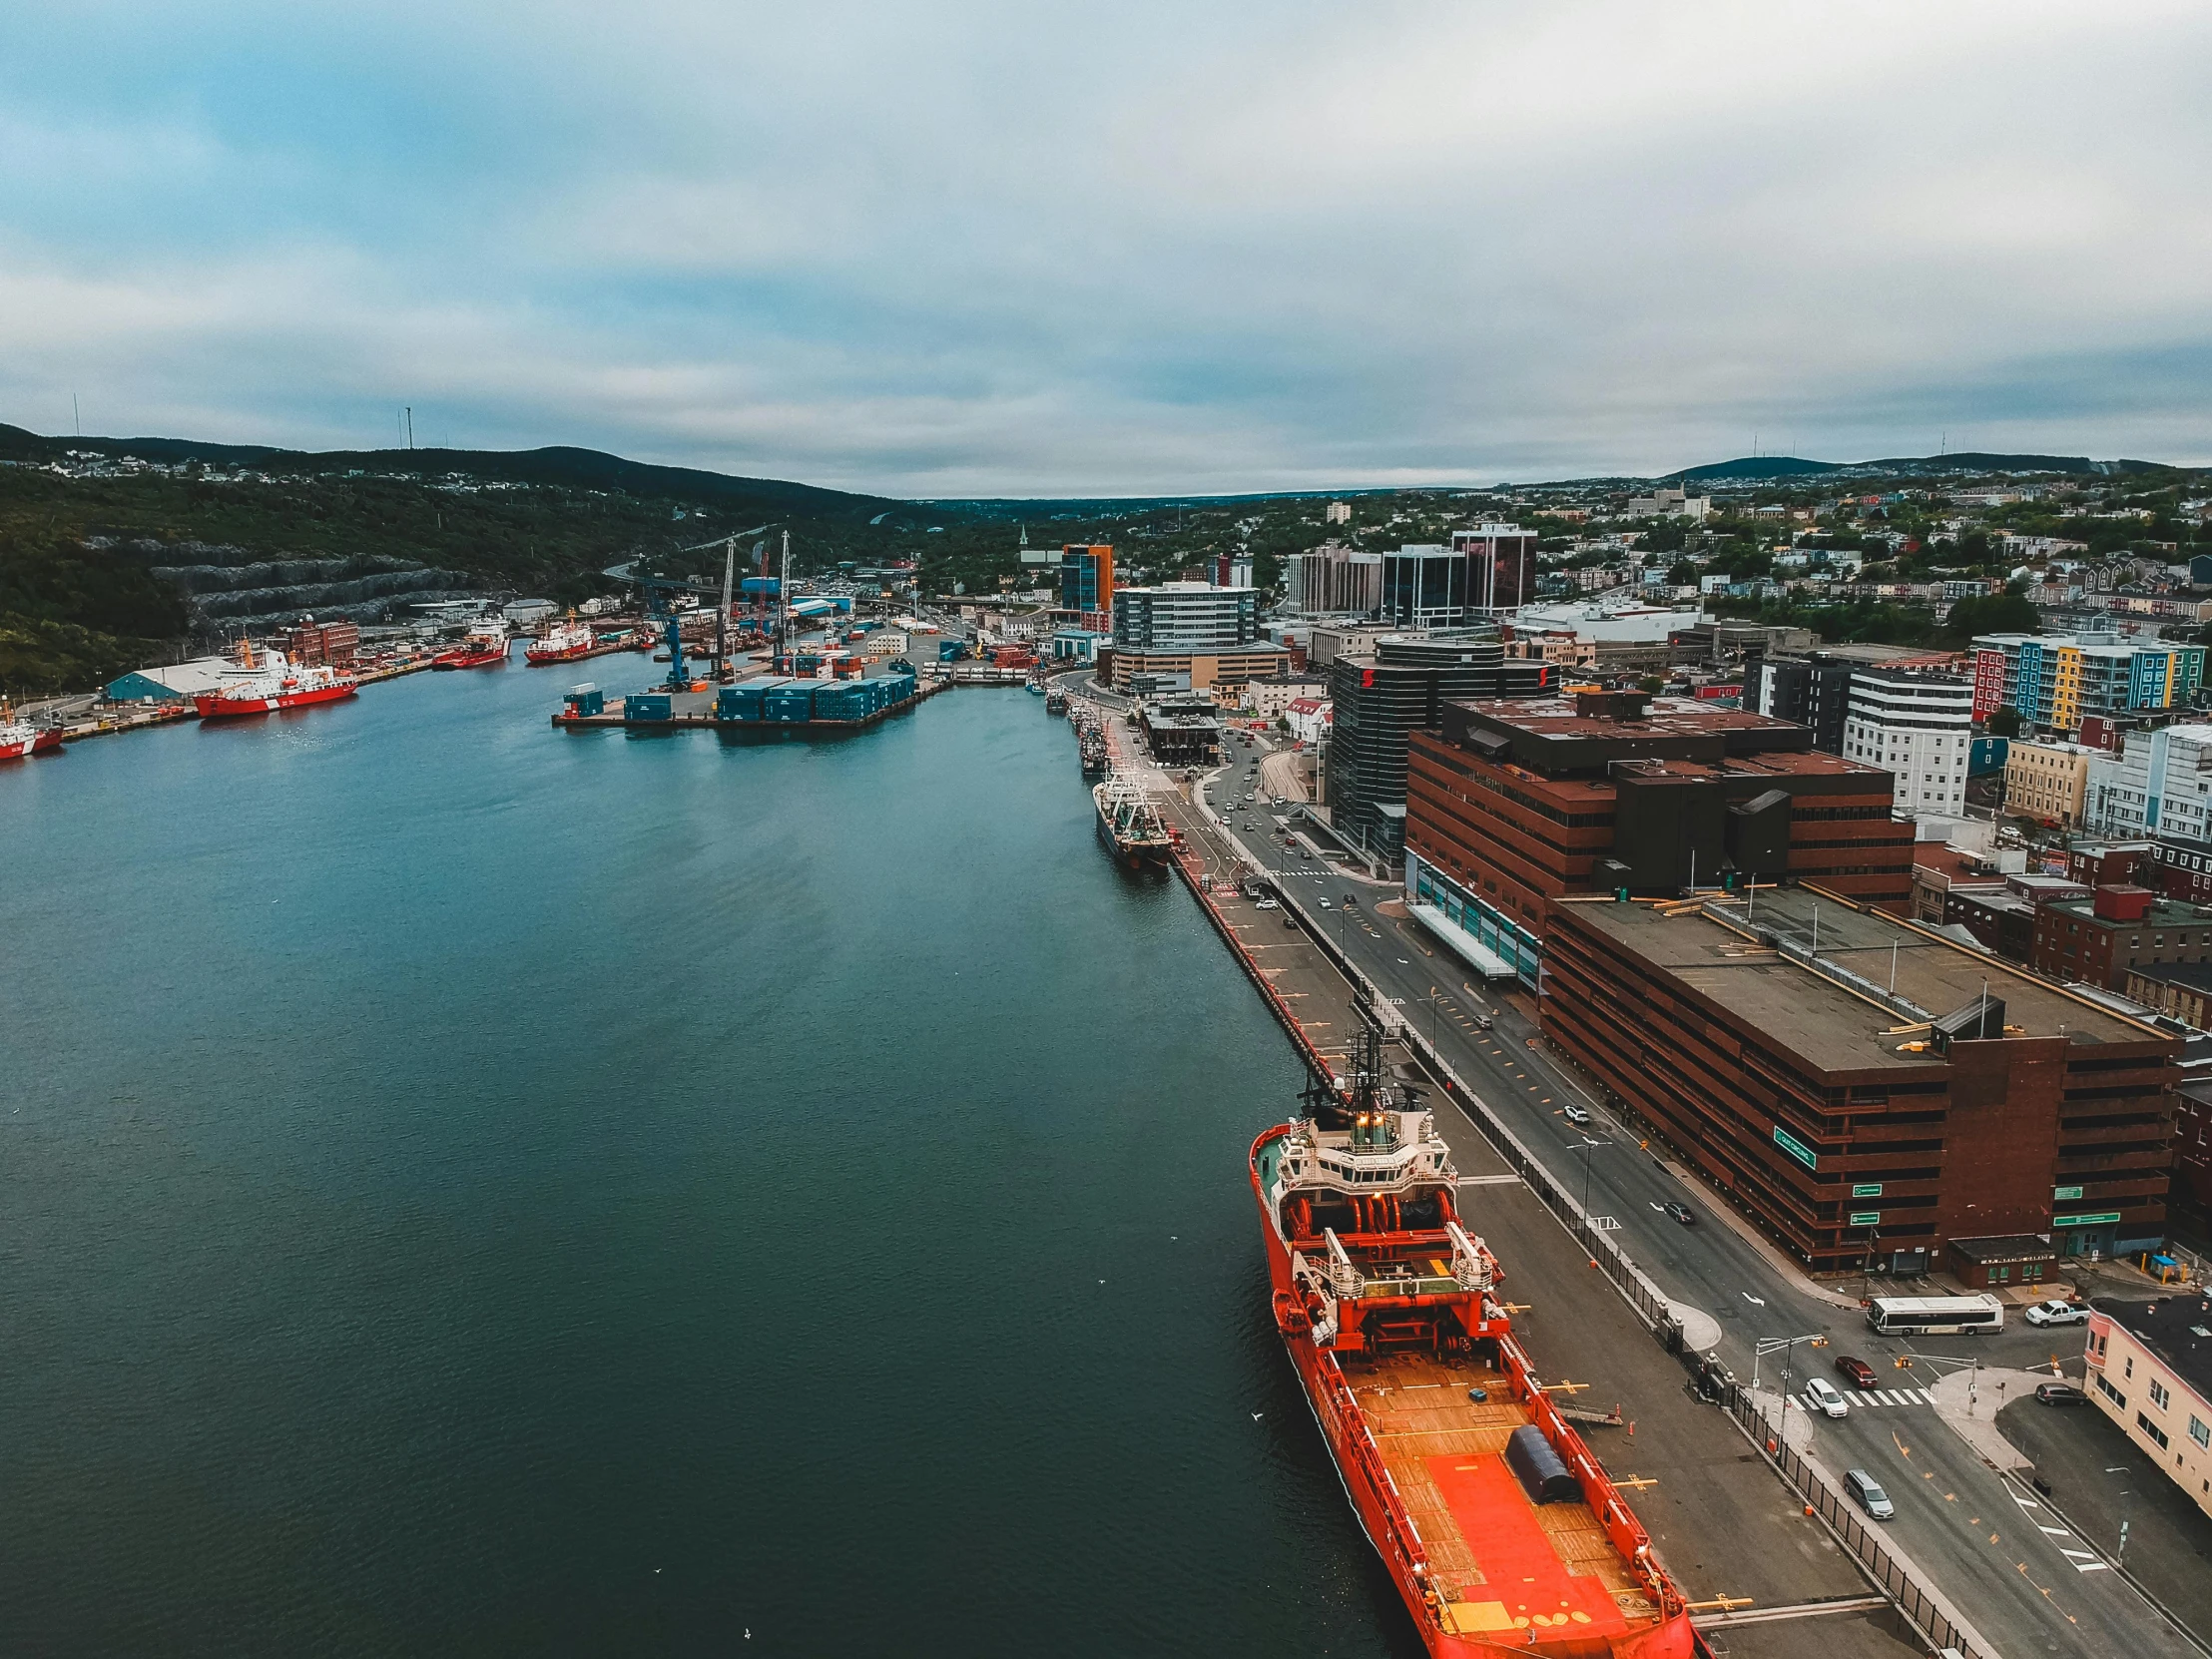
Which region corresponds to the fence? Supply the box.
[1718,1385,1986,1658]
[1273,884,1992,1658]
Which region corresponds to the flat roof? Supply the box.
[1453,695,1796,740]
[2046,895,2212,928]
[2094,1294,2212,1404]
[1558,885,2162,1074]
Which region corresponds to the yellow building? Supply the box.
[2050,644,2083,731]
[2086,1299,2212,1521]
[2004,739,2092,827]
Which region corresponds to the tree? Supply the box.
[1668,559,1699,585]
[1943,592,2037,641]
[1985,706,2023,738]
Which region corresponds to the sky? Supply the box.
[1,0,2208,496]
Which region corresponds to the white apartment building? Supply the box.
[2083,724,2212,844]
[1842,668,1973,817]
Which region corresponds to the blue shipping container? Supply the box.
[624,693,673,721]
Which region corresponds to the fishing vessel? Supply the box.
[1076,717,1108,776]
[1045,689,1068,716]
[524,613,596,665]
[0,701,62,761]
[194,643,358,720]
[1251,1072,1697,1657]
[432,619,510,669]
[1093,774,1174,865]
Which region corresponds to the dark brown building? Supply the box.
[1541,884,2178,1271]
[1401,691,1912,985]
[2029,887,2212,992]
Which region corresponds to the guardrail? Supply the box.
[1718,1385,1988,1658]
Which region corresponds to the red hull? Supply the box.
[432,645,508,669]
[0,729,63,761]
[524,644,594,666]
[1250,1124,1698,1659]
[194,682,358,720]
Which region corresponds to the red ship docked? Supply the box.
[524,614,595,666]
[1251,1078,1698,1656]
[0,702,63,761]
[432,619,511,670]
[194,642,358,720]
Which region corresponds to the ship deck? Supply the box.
[1338,1350,1658,1644]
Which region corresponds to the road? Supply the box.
[1185,732,2202,1659]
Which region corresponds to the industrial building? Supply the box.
[1325,633,1509,866]
[1400,691,1911,986]
[104,657,245,703]
[1541,884,2178,1272]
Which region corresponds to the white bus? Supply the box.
[1866,1294,2004,1336]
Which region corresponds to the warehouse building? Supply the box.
[1540,885,2178,1272]
[104,657,241,703]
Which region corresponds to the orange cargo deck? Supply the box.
[1339,1351,1662,1645]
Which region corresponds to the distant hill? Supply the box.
[0,424,904,521]
[1663,451,2179,483]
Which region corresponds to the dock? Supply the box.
[552,672,945,734]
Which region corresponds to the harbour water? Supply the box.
[0,665,1418,1657]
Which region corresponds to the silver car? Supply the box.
[1845,1468,1894,1519]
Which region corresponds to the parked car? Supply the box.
[1661,1200,1696,1226]
[2035,1382,2089,1406]
[1835,1356,1879,1390]
[1804,1377,1851,1418]
[1474,1013,1494,1030]
[2024,1300,2089,1328]
[1845,1468,1895,1519]
[1254,898,1280,910]
[1561,1102,1591,1126]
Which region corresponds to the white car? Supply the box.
[1254,898,1280,910]
[1803,1377,1850,1418]
[2024,1300,2089,1328]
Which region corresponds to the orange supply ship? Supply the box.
[194,641,358,720]
[1251,1098,1698,1657]
[524,613,595,666]
[432,619,510,670]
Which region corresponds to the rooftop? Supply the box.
[2094,1294,2212,1405]
[2046,894,2212,928]
[1557,885,2163,1075]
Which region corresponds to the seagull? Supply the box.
[1252,1410,1265,1420]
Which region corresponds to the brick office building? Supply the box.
[2028,886,2212,993]
[1541,886,2178,1272]
[1401,690,1912,984]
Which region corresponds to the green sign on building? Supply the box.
[1849,1211,1882,1228]
[1852,1183,1884,1199]
[2054,1212,2122,1228]
[1772,1125,1818,1171]
[2054,1185,2084,1201]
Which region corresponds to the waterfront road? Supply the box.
[1188,739,2202,1659]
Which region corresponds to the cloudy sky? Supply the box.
[2,1,2207,494]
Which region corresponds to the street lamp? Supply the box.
[2105,1465,2135,1564]
[1340,893,1355,956]
[1575,1136,1611,1260]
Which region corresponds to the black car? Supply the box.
[1661,1201,1696,1226]
[2035,1382,2089,1406]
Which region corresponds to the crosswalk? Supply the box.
[1789,1386,1933,1410]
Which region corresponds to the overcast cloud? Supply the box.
[2,0,2207,494]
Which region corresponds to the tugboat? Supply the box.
[432,618,510,669]
[194,641,358,720]
[1093,774,1174,866]
[1250,1035,1697,1657]
[0,698,62,761]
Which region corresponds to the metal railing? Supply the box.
[1717,1385,1987,1659]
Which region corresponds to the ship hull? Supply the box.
[432,645,507,670]
[0,728,63,761]
[524,644,595,666]
[194,683,358,720]
[1094,806,1169,867]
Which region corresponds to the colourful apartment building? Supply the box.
[1972,633,2203,731]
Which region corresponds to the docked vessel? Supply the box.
[194,643,358,720]
[1093,775,1174,865]
[432,619,510,670]
[1076,716,1107,776]
[525,613,596,666]
[1251,1086,1696,1656]
[0,701,62,761]
[1045,689,1068,717]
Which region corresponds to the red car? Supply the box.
[1835,1356,1878,1390]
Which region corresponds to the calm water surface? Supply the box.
[0,663,1417,1657]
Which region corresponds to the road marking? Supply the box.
[1742,1293,1766,1306]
